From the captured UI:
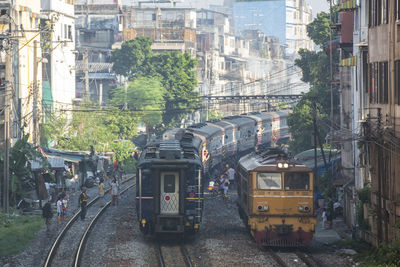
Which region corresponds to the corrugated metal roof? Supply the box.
[76,62,113,73]
[30,156,65,170]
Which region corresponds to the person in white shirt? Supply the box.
[226,167,235,184]
[111,178,119,206]
[57,196,63,225]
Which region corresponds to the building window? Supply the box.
[395,60,400,105]
[68,25,72,40]
[396,0,400,20]
[369,61,389,104]
[369,0,389,27]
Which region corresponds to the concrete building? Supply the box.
[122,4,197,55]
[232,0,313,58]
[75,0,122,104]
[41,0,76,116]
[362,0,400,245]
[0,0,43,145]
[335,0,369,235]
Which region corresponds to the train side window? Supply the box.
[284,172,310,190]
[257,173,282,190]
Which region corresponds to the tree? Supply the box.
[110,77,166,137]
[149,52,200,126]
[0,135,49,206]
[306,12,331,47]
[111,39,200,129]
[111,37,153,78]
[288,11,339,155]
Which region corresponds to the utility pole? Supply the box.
[32,40,39,146]
[312,99,318,186]
[329,0,334,137]
[2,35,12,213]
[376,108,383,243]
[84,50,89,99]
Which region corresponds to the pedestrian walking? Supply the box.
[62,195,68,220]
[225,165,235,185]
[322,208,327,229]
[56,196,63,225]
[42,201,53,231]
[98,178,105,207]
[221,174,230,201]
[111,178,119,206]
[79,187,89,220]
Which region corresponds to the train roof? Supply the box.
[238,147,311,172]
[221,115,255,127]
[187,123,222,138]
[208,120,234,130]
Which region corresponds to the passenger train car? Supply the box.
[237,148,317,246]
[136,110,291,235]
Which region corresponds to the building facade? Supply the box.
[41,0,76,117]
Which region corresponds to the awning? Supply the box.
[339,0,357,11]
[31,156,65,171]
[339,56,357,66]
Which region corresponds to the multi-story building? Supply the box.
[338,0,400,246]
[0,0,42,145]
[122,3,197,55]
[232,0,313,58]
[362,0,400,245]
[75,0,122,104]
[41,0,75,116]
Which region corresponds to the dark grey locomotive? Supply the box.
[136,131,203,234]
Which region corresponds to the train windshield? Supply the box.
[257,173,282,190]
[284,172,310,190]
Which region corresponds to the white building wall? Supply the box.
[16,0,42,143]
[42,0,75,113]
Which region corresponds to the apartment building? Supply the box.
[75,0,122,104]
[41,0,75,116]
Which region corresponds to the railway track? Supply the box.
[43,176,135,267]
[157,242,193,267]
[266,248,320,267]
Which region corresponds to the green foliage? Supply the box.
[111,37,153,77]
[356,203,369,230]
[0,212,44,257]
[315,172,336,199]
[110,77,166,134]
[41,101,138,164]
[122,157,136,174]
[306,12,331,47]
[111,39,200,128]
[355,241,400,267]
[148,52,200,126]
[357,187,371,204]
[288,11,340,155]
[1,135,49,205]
[206,110,223,121]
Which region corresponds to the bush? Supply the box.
[357,187,371,204]
[0,212,44,257]
[122,157,136,174]
[356,241,400,267]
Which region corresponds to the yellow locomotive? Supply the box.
[237,148,316,247]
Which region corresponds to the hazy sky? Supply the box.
[122,0,330,18]
[308,0,329,17]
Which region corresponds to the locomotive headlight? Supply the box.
[257,205,263,211]
[263,205,269,211]
[283,163,289,168]
[298,206,304,212]
[304,206,311,212]
[277,163,283,168]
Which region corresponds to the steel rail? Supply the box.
[180,245,194,267]
[157,242,165,267]
[266,248,289,267]
[43,176,134,267]
[73,182,136,267]
[294,250,320,267]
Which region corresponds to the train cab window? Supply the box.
[257,173,282,190]
[164,175,176,193]
[284,173,310,190]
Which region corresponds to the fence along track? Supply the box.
[73,182,136,267]
[43,176,135,267]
